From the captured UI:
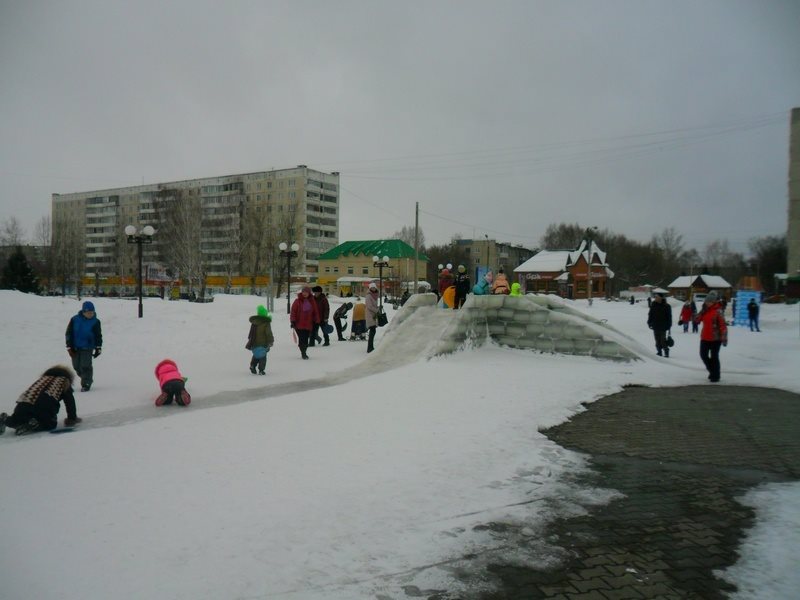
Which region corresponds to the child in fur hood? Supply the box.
[0,365,81,435]
[154,359,191,406]
[246,305,275,374]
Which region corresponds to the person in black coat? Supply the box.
[747,298,761,332]
[647,293,673,357]
[333,302,353,342]
[453,265,471,310]
[310,286,331,346]
[0,365,81,435]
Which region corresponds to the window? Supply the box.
[361,267,369,275]
[347,267,354,274]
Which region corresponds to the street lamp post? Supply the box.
[279,242,299,314]
[373,255,390,308]
[125,225,155,318]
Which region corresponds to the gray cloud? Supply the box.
[2,0,799,254]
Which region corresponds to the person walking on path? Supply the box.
[245,305,275,375]
[647,293,673,357]
[290,286,320,360]
[0,365,81,435]
[65,300,103,392]
[693,291,728,382]
[747,298,761,332]
[453,264,471,309]
[679,301,694,333]
[333,302,353,341]
[365,282,380,353]
[310,286,331,347]
[154,359,191,406]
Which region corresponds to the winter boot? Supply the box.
[301,349,309,360]
[250,365,257,374]
[664,348,669,358]
[0,412,7,435]
[258,370,266,375]
[177,389,191,406]
[64,416,83,427]
[15,418,40,436]
[155,392,169,406]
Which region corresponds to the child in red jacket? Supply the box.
[154,359,191,406]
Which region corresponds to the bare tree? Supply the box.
[539,222,586,249]
[52,215,84,296]
[33,215,53,293]
[1,216,26,246]
[241,205,274,294]
[155,189,205,298]
[391,225,426,250]
[272,204,303,300]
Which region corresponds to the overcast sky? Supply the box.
[1,0,798,255]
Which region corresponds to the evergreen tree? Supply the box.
[1,246,40,293]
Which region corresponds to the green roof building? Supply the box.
[317,240,429,296]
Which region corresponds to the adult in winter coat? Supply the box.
[246,305,275,374]
[154,359,191,406]
[747,299,761,332]
[472,271,493,295]
[492,269,510,295]
[453,265,471,309]
[365,282,380,353]
[310,286,331,347]
[679,301,695,333]
[290,286,320,359]
[647,293,673,357]
[693,291,728,382]
[333,302,353,341]
[65,301,103,392]
[0,365,81,435]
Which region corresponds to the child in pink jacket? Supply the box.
[154,359,191,406]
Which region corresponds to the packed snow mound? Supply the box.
[390,293,644,361]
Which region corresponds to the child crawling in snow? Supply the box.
[154,359,191,406]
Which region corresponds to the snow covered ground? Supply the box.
[0,291,798,599]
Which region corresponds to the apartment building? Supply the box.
[454,238,537,280]
[51,166,340,285]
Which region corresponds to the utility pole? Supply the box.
[413,202,419,294]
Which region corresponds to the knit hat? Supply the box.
[705,291,718,303]
[301,286,312,295]
[82,301,95,312]
[369,282,378,291]
[257,305,270,318]
[312,285,322,293]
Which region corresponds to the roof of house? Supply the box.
[667,274,732,289]
[318,240,429,261]
[514,240,608,273]
[514,250,572,273]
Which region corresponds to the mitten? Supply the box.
[67,347,76,358]
[93,347,102,358]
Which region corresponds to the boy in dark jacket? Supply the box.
[65,301,103,392]
[333,302,353,341]
[245,305,275,375]
[310,286,331,347]
[0,365,81,435]
[647,293,673,357]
